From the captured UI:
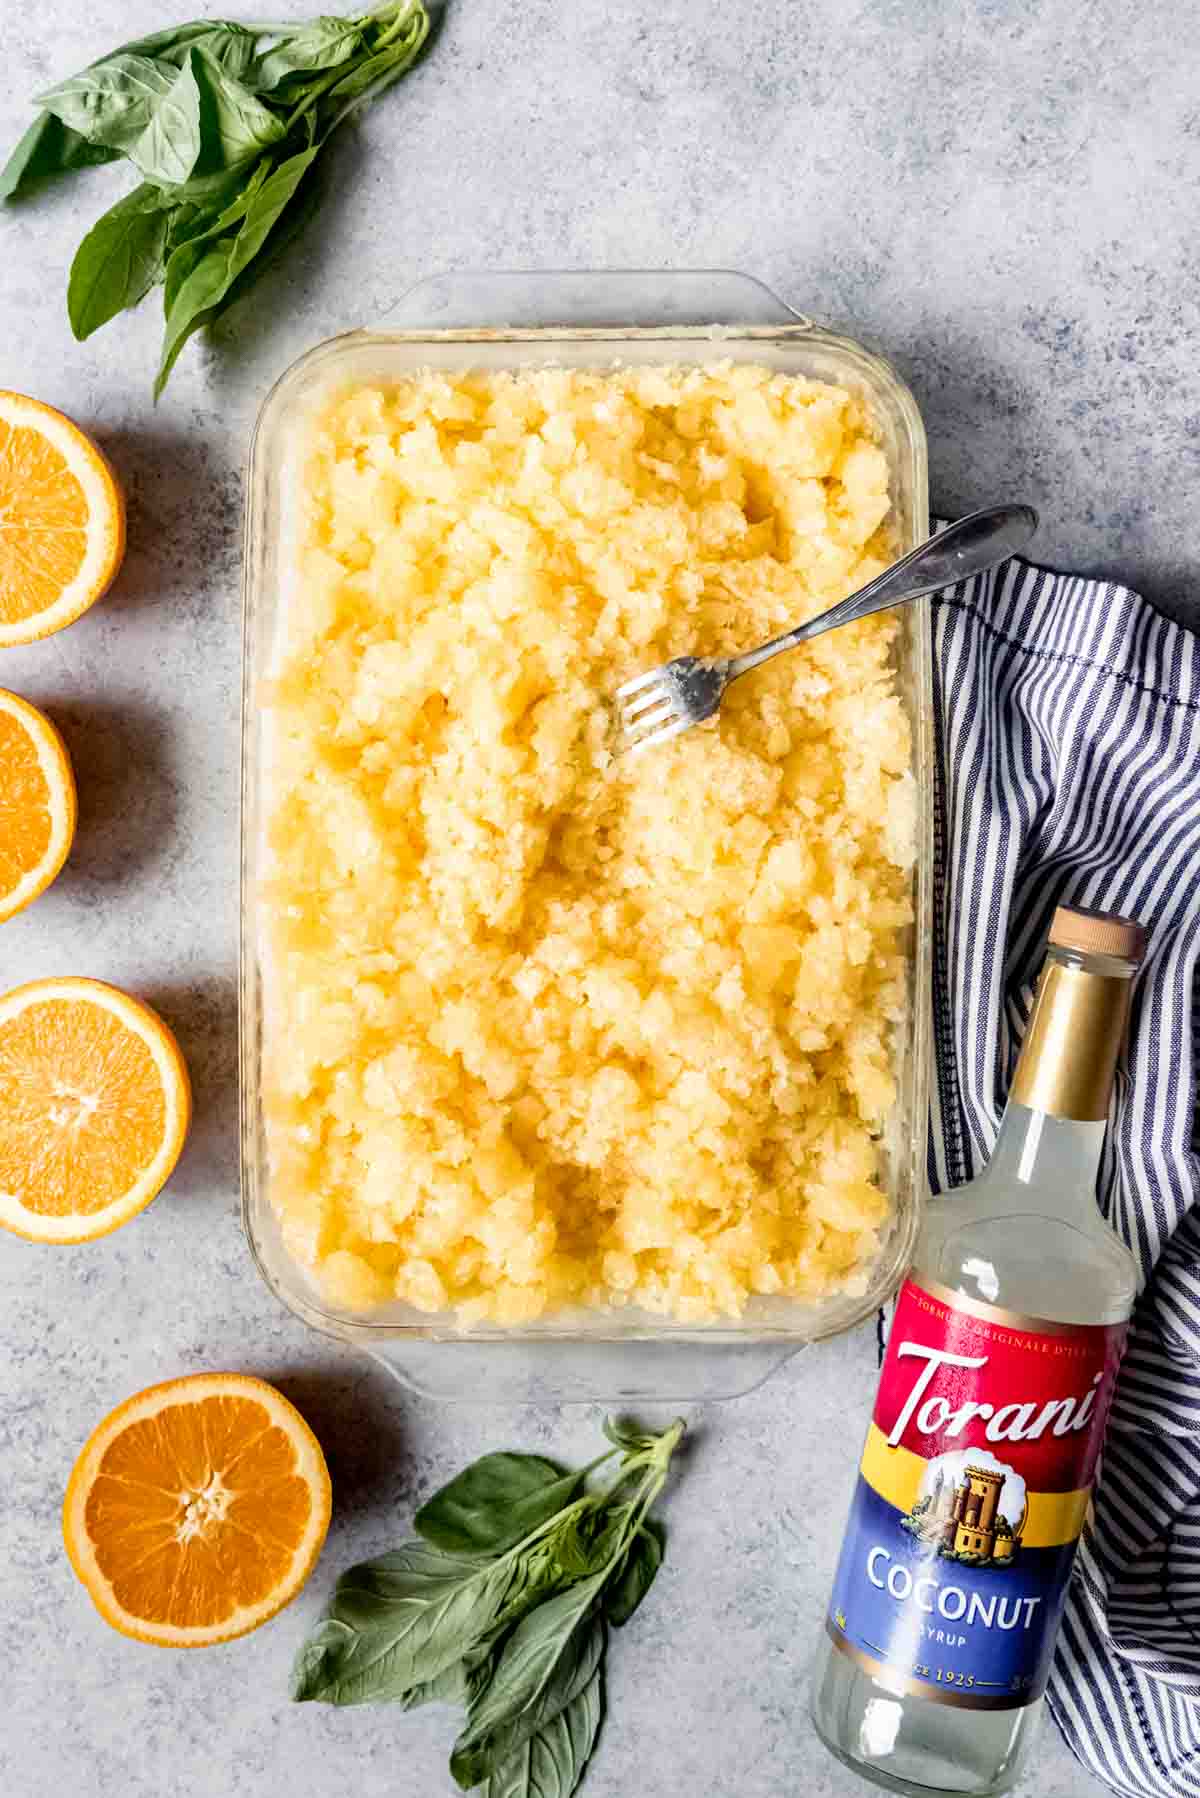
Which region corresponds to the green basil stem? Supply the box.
[282,58,366,129]
[587,1420,683,1571]
[371,6,423,50]
[284,7,427,134]
[477,1421,680,1599]
[322,28,430,132]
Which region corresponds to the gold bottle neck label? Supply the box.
[1010,960,1131,1122]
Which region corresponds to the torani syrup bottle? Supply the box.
[810,906,1145,1795]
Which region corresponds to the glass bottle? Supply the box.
[810,905,1144,1795]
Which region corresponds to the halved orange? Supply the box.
[63,1373,332,1647]
[0,391,124,646]
[0,689,76,921]
[0,977,191,1242]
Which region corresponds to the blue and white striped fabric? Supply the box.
[928,547,1200,1797]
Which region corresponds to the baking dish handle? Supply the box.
[367,1337,806,1405]
[376,268,807,332]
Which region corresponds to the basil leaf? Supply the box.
[154,143,319,396]
[130,54,204,185]
[604,1523,662,1627]
[483,1537,578,1644]
[404,1646,493,1711]
[292,1619,485,1713]
[162,160,272,314]
[197,148,325,350]
[165,27,258,82]
[215,149,324,300]
[164,200,211,254]
[416,1454,586,1558]
[255,17,364,89]
[193,48,286,170]
[142,54,205,184]
[68,183,170,340]
[0,113,118,202]
[485,1666,603,1798]
[108,22,247,64]
[546,1511,604,1581]
[158,162,252,207]
[290,1616,356,1700]
[450,1583,606,1790]
[37,53,173,139]
[80,24,258,82]
[37,53,203,185]
[290,1541,512,1707]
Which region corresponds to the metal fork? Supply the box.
[616,504,1038,754]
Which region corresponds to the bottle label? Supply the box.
[826,1275,1126,1709]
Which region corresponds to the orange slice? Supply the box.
[63,1373,332,1647]
[0,391,124,646]
[0,977,191,1242]
[0,689,77,921]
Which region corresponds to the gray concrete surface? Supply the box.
[3,2,1195,1794]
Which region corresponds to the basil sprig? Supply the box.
[292,1417,685,1798]
[1,2,432,394]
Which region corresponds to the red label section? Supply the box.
[874,1280,1126,1494]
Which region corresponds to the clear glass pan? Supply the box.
[240,270,932,1400]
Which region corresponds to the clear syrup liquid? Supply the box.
[810,1104,1138,1795]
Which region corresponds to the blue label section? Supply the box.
[828,1477,1079,1708]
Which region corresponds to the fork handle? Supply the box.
[726,504,1038,680]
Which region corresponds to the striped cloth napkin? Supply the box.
[927,547,1200,1796]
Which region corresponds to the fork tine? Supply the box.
[616,666,665,699]
[627,713,693,754]
[621,684,672,723]
[623,699,678,740]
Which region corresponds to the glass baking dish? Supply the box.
[240,270,931,1401]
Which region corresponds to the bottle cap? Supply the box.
[1049,905,1146,966]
